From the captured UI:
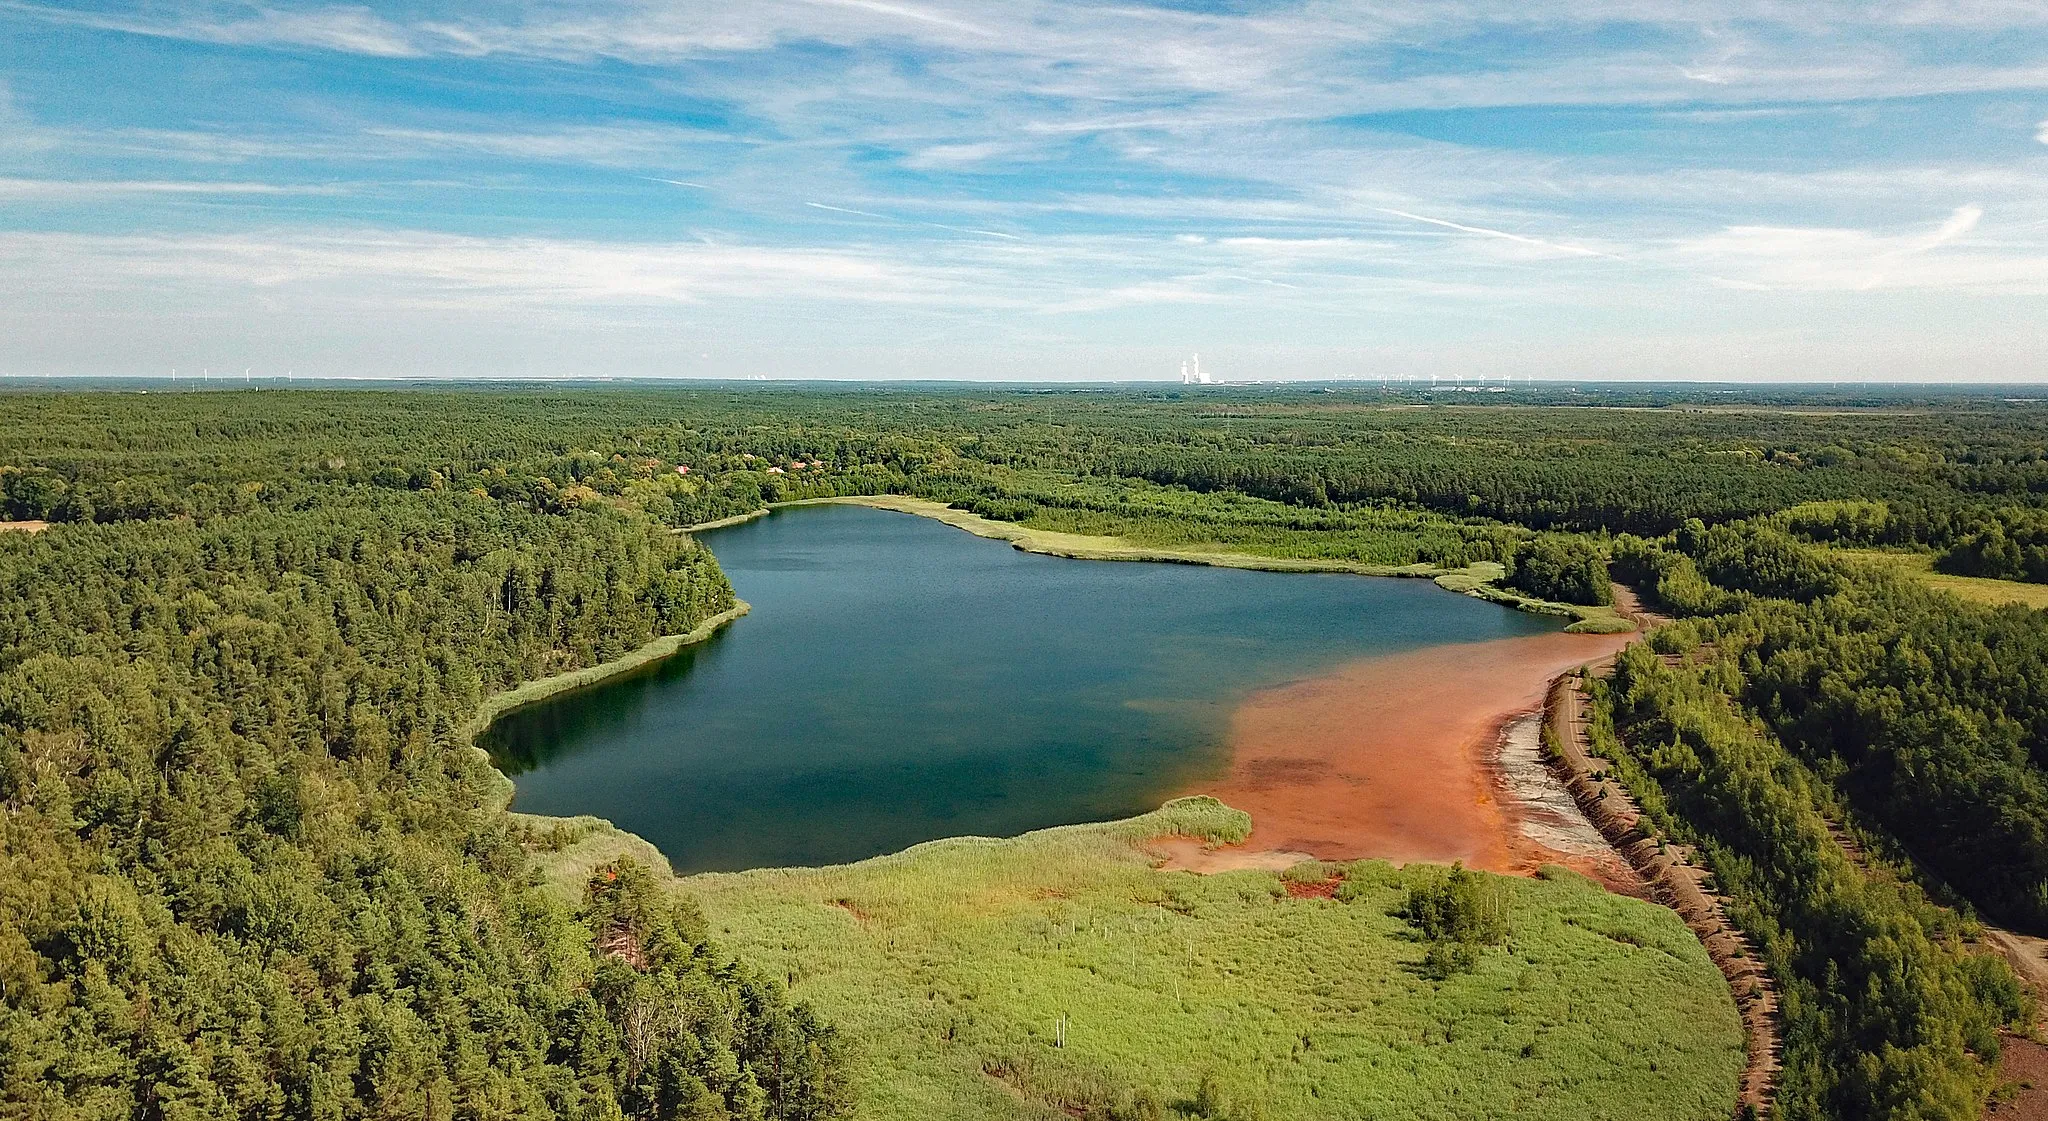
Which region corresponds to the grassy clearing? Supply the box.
[681,797,1743,1121]
[1827,548,2048,610]
[680,508,773,532]
[511,812,676,903]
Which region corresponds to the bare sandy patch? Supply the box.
[0,520,49,533]
[1490,712,1643,891]
[1181,630,1635,875]
[1989,1034,2048,1120]
[1148,835,1315,873]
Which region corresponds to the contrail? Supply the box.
[807,201,894,220]
[1374,207,1621,260]
[807,200,1022,240]
[1904,204,1980,254]
[641,176,711,189]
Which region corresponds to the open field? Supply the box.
[680,797,1744,1121]
[1827,549,2048,610]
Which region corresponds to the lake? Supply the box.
[481,503,1558,872]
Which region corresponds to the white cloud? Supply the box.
[1372,208,1623,261]
[0,228,1024,310]
[0,79,54,156]
[8,3,422,56]
[13,0,2048,113]
[899,141,1012,169]
[0,222,1600,331]
[1910,204,1983,251]
[2038,117,2048,144]
[1677,205,2048,292]
[3,223,2045,379]
[0,178,339,197]
[362,124,746,162]
[8,2,2048,379]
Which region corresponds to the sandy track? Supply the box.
[1547,659,1780,1119]
[1819,801,2048,1119]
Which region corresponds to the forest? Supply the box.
[3,381,2047,1120]
[0,485,842,1118]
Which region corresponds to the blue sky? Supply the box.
[2,1,2046,380]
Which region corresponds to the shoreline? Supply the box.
[1164,582,1664,878]
[1486,709,1644,892]
[495,501,1638,897]
[464,601,750,897]
[1543,656,1781,1116]
[679,508,772,533]
[775,494,1461,576]
[769,494,1632,629]
[462,599,751,744]
[1162,628,1636,874]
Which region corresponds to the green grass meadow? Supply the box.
[680,798,1743,1121]
[1826,547,2048,610]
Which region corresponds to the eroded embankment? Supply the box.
[1546,661,1781,1118]
[1173,629,1633,873]
[1491,711,1641,892]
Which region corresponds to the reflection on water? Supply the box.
[480,503,1556,873]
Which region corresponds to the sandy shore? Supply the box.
[1167,629,1634,875]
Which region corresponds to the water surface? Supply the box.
[482,504,1556,872]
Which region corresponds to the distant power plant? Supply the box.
[1178,353,1213,385]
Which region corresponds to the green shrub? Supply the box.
[1401,862,1510,976]
[962,496,1040,522]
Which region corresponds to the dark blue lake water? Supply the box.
[481,504,1556,872]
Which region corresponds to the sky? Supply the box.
[2,2,2046,381]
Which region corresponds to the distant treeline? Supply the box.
[5,387,2043,578]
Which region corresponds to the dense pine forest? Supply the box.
[5,382,2048,1120]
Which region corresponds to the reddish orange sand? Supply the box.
[1989,1035,2048,1120]
[1172,630,1634,874]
